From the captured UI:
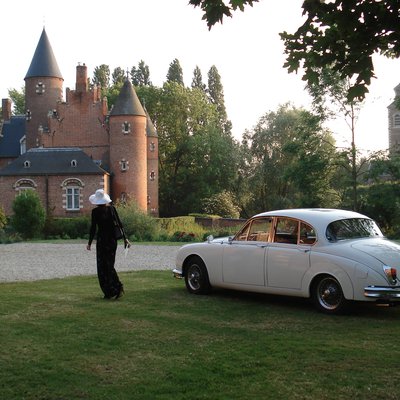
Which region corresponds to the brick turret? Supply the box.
[109,79,147,211]
[24,28,63,149]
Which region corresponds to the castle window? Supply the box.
[36,82,45,94]
[120,159,129,171]
[122,121,131,134]
[71,160,77,167]
[120,192,127,204]
[394,114,400,127]
[150,171,156,181]
[66,187,80,210]
[24,160,31,168]
[61,178,84,211]
[150,142,156,152]
[25,109,31,121]
[14,178,37,192]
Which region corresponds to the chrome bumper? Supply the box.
[364,286,400,300]
[173,268,183,279]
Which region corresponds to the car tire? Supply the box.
[184,257,211,295]
[312,275,349,314]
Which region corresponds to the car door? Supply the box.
[267,218,314,290]
[222,217,272,286]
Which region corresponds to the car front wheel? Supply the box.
[312,275,348,314]
[184,257,211,295]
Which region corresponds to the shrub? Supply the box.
[44,216,91,239]
[202,191,241,218]
[116,200,159,241]
[0,204,6,230]
[11,191,46,239]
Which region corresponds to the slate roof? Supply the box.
[0,148,107,176]
[25,28,63,79]
[110,79,146,117]
[0,116,26,157]
[145,110,158,137]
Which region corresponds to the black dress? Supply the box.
[88,205,124,298]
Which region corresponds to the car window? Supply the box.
[235,218,272,241]
[326,218,383,242]
[273,218,299,244]
[299,222,317,245]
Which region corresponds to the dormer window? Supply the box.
[122,121,131,134]
[71,160,77,167]
[150,142,156,152]
[394,114,400,127]
[36,82,45,94]
[24,160,31,168]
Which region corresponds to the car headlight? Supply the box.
[383,265,398,285]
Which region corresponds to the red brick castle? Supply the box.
[0,28,158,217]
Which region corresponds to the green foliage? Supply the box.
[191,66,206,91]
[280,0,400,101]
[0,205,6,230]
[11,191,46,239]
[166,58,184,85]
[131,60,152,86]
[44,216,90,239]
[189,0,259,28]
[8,87,25,115]
[92,64,110,90]
[116,200,158,241]
[111,67,126,86]
[202,190,241,218]
[156,216,207,241]
[241,104,337,214]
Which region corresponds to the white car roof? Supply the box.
[254,208,370,229]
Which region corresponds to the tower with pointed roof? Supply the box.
[109,79,148,210]
[24,28,64,150]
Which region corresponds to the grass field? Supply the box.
[1,270,399,399]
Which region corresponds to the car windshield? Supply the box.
[326,218,383,242]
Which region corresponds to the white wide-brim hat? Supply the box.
[89,189,112,205]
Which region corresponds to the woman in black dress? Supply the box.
[86,189,129,299]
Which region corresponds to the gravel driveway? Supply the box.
[0,243,181,282]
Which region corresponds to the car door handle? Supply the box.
[256,244,267,248]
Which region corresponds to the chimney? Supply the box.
[2,98,12,121]
[75,63,88,93]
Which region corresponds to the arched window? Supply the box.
[61,178,84,211]
[14,178,37,192]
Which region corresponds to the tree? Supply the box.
[166,59,184,86]
[8,87,25,115]
[112,67,126,86]
[306,67,365,210]
[202,190,241,218]
[131,60,152,86]
[189,0,259,28]
[207,65,231,134]
[144,82,238,216]
[92,64,110,89]
[241,104,337,214]
[191,66,206,92]
[11,190,46,239]
[191,0,400,101]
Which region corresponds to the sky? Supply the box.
[1,0,400,152]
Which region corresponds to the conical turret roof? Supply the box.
[25,28,63,79]
[110,79,146,117]
[145,109,158,137]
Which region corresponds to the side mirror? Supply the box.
[207,235,214,243]
[228,236,233,244]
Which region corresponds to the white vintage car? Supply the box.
[173,208,400,314]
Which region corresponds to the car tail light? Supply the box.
[383,265,397,285]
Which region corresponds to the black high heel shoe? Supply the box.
[115,286,124,299]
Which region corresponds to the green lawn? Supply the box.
[1,271,399,399]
